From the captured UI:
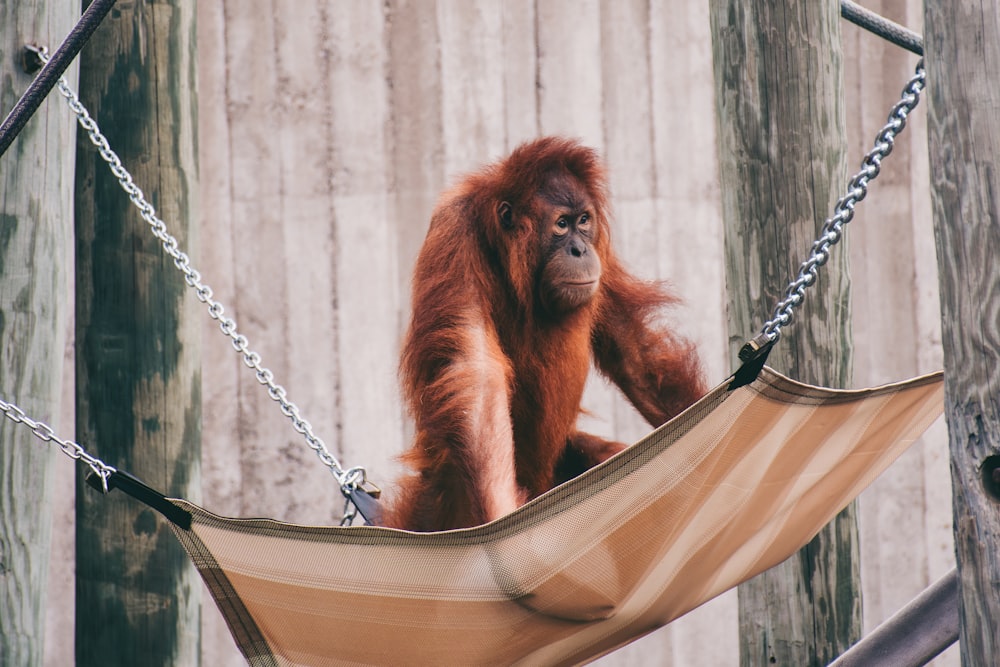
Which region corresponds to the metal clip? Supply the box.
[85,469,112,494]
[359,478,381,500]
[739,332,776,363]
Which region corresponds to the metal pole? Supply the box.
[829,569,958,666]
[0,0,116,158]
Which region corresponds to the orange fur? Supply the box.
[381,137,705,531]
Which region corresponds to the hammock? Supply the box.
[163,365,943,666]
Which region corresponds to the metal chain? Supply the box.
[0,397,116,492]
[741,59,926,361]
[26,46,368,503]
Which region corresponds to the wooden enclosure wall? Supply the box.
[842,3,955,660]
[41,1,955,665]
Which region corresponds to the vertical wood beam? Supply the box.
[710,1,860,664]
[0,4,76,664]
[924,1,1000,663]
[73,2,200,665]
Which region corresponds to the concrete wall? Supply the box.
[44,1,955,664]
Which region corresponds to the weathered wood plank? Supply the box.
[500,0,539,149]
[193,5,243,664]
[204,0,347,525]
[650,0,728,383]
[0,4,75,665]
[271,0,345,502]
[437,1,506,173]
[711,1,861,664]
[647,1,736,664]
[599,0,660,451]
[925,0,1000,663]
[328,2,405,488]
[842,7,956,665]
[387,0,444,346]
[210,0,294,522]
[536,0,603,148]
[196,0,240,519]
[73,2,200,665]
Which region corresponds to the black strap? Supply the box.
[86,469,193,530]
[0,0,118,158]
[728,341,774,390]
[347,486,383,526]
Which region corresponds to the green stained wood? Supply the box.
[924,1,1000,663]
[73,2,201,665]
[710,0,860,664]
[0,4,76,665]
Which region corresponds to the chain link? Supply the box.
[22,46,367,505]
[0,397,116,491]
[750,59,926,353]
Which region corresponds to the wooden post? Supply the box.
[924,1,1000,663]
[710,1,861,664]
[73,2,200,665]
[0,4,76,665]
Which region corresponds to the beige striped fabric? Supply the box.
[169,365,944,666]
